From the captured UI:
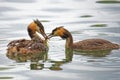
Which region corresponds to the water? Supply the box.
[0,0,120,80]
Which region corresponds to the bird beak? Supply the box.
[48,33,54,39]
[39,29,48,39]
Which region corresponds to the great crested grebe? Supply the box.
[7,19,48,57]
[48,26,120,51]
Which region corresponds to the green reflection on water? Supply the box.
[96,0,120,4]
[0,67,13,71]
[30,63,44,70]
[80,15,93,18]
[65,48,73,62]
[90,24,107,27]
[74,49,112,57]
[0,77,13,79]
[49,61,63,71]
[40,20,50,22]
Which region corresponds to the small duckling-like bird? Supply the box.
[7,19,48,57]
[48,26,120,51]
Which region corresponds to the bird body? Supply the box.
[48,27,119,51]
[73,39,119,51]
[7,19,48,57]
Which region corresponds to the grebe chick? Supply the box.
[48,26,120,51]
[7,19,48,56]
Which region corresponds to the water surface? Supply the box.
[0,0,120,80]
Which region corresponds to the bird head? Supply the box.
[28,19,48,39]
[48,26,69,39]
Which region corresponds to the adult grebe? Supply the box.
[48,26,119,51]
[7,19,48,56]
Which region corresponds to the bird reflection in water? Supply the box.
[49,49,73,71]
[48,48,113,70]
[30,48,74,70]
[74,49,112,57]
[6,46,112,70]
[6,49,73,70]
[6,50,48,70]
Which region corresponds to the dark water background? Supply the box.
[0,0,120,80]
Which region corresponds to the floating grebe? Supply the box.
[7,19,48,58]
[48,26,119,51]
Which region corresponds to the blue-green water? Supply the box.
[0,0,120,80]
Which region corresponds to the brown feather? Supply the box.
[49,27,120,51]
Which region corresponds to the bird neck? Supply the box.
[64,32,73,62]
[27,26,39,39]
[65,31,73,50]
[44,39,49,47]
